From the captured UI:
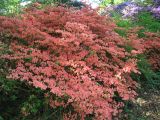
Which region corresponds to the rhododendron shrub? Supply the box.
[143,32,160,71]
[126,27,160,71]
[0,6,139,120]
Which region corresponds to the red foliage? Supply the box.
[143,32,160,71]
[126,28,160,71]
[0,6,139,120]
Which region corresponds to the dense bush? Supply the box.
[0,0,21,15]
[143,32,160,71]
[114,2,143,19]
[0,75,84,120]
[125,29,160,89]
[110,12,160,90]
[0,6,141,120]
[102,0,160,20]
[0,76,47,120]
[153,0,160,6]
[31,0,70,5]
[150,6,160,19]
[126,26,160,70]
[136,12,160,32]
[0,0,74,16]
[134,55,160,89]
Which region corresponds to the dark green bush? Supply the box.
[0,76,48,120]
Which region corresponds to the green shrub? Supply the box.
[111,11,136,37]
[0,0,21,16]
[111,11,160,38]
[136,12,160,33]
[0,76,49,120]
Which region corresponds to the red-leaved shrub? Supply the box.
[143,32,160,71]
[126,27,160,71]
[0,6,139,120]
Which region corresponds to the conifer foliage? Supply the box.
[0,6,140,120]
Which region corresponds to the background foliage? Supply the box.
[0,0,160,120]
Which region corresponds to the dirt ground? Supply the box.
[118,89,160,120]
